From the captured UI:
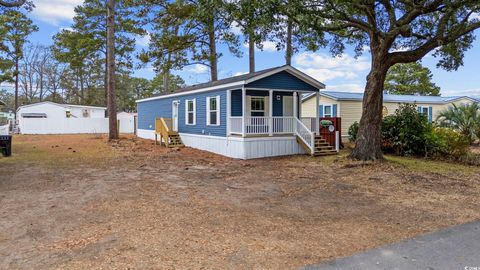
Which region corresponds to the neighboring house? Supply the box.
[0,110,15,121]
[302,91,479,140]
[16,101,108,134]
[17,101,106,120]
[136,65,333,159]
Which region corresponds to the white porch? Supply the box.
[226,88,321,137]
[225,88,327,155]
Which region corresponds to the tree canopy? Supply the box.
[385,62,440,96]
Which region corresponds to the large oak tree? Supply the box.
[285,0,480,160]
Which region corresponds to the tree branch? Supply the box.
[388,20,480,65]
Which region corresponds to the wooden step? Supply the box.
[313,150,338,156]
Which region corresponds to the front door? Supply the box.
[283,96,294,116]
[172,101,179,132]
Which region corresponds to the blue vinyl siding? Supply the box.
[231,90,293,117]
[137,89,227,137]
[246,71,318,91]
[231,90,242,116]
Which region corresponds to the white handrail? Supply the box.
[294,118,315,153]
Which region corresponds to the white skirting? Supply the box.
[136,129,306,159]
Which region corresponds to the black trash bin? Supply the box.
[0,135,12,157]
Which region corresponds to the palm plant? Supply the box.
[436,102,480,144]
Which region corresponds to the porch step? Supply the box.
[166,135,184,148]
[296,135,338,157]
[155,117,184,148]
[313,150,338,156]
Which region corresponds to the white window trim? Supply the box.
[185,98,196,125]
[250,96,266,113]
[323,104,333,117]
[206,95,221,126]
[418,106,431,119]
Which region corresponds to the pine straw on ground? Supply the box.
[1,134,479,269]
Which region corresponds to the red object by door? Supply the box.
[319,117,342,148]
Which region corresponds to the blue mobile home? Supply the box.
[136,65,331,159]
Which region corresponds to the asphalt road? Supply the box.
[301,221,480,270]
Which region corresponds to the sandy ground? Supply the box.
[1,134,479,270]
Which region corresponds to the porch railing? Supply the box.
[295,118,315,153]
[229,116,296,135]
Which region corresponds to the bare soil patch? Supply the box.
[1,134,479,269]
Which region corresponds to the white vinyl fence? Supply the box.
[19,118,135,134]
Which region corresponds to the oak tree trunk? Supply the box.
[350,53,389,161]
[106,0,118,140]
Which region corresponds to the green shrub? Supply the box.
[427,127,470,158]
[381,104,431,156]
[348,104,473,161]
[348,121,359,142]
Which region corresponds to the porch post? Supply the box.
[315,91,320,135]
[227,89,231,135]
[269,90,273,136]
[298,92,302,118]
[293,92,298,118]
[242,87,246,137]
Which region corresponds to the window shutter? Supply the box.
[216,95,220,125]
[417,106,422,113]
[332,104,337,117]
[206,97,210,125]
[319,105,324,117]
[428,106,433,123]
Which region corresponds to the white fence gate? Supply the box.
[19,118,135,134]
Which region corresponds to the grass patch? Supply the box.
[385,155,480,176]
[0,134,117,168]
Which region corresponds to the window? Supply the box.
[185,99,196,125]
[250,97,265,113]
[418,106,432,122]
[323,105,332,117]
[207,96,220,126]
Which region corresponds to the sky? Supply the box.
[13,0,480,97]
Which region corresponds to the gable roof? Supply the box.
[136,65,325,103]
[16,101,106,111]
[303,91,479,105]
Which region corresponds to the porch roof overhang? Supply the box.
[136,65,325,103]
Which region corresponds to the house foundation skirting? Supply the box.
[136,129,306,159]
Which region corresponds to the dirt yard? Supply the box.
[1,135,479,269]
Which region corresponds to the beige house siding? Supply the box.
[301,95,477,140]
[301,95,337,118]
